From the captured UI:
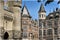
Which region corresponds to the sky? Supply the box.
[4,0,59,20]
[22,0,59,20]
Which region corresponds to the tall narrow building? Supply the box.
[38,3,46,21]
[21,5,32,40]
[21,5,39,40]
[38,3,46,40]
[12,0,22,39]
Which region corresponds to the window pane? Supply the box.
[47,29,52,35]
[39,30,42,37]
[39,22,42,28]
[43,23,46,28]
[47,21,52,28]
[23,32,27,38]
[42,14,43,18]
[43,30,46,36]
[22,26,27,31]
[54,20,58,27]
[54,28,58,35]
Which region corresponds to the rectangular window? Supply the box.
[39,30,42,37]
[23,32,27,38]
[54,20,58,27]
[39,22,42,28]
[43,30,46,36]
[43,23,46,28]
[42,14,43,18]
[47,29,52,35]
[22,26,27,31]
[54,28,58,35]
[47,21,52,28]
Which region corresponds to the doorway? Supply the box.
[3,32,9,39]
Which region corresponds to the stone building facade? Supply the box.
[0,0,39,40]
[21,5,39,40]
[0,0,22,40]
[0,0,60,40]
[38,3,60,40]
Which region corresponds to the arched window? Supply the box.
[3,32,9,39]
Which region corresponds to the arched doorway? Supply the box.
[3,32,9,39]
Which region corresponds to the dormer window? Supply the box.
[49,17,53,19]
[55,13,59,19]
[55,16,59,19]
[56,13,59,15]
[49,14,53,19]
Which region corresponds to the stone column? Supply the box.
[13,2,21,39]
